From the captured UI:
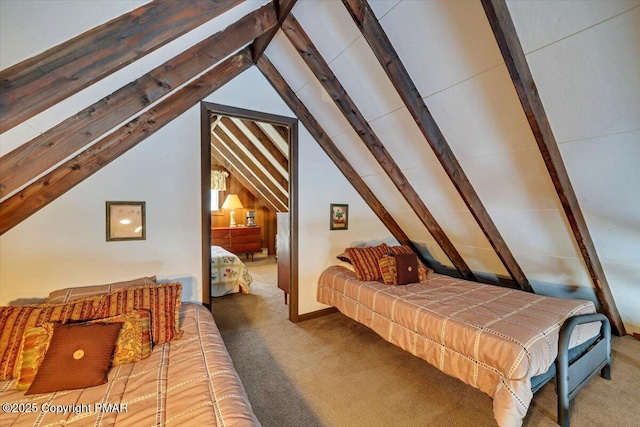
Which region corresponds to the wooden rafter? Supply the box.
[257,55,421,257]
[211,134,287,212]
[210,148,281,214]
[273,124,290,144]
[481,0,625,335]
[212,127,289,208]
[0,0,242,134]
[251,0,298,63]
[342,0,531,292]
[0,49,253,235]
[218,117,289,191]
[239,119,289,171]
[0,3,278,199]
[281,14,475,280]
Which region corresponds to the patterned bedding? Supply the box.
[211,246,253,297]
[318,266,600,427]
[0,303,260,427]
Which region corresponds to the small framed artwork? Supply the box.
[330,203,348,230]
[106,201,146,241]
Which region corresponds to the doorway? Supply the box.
[200,101,298,322]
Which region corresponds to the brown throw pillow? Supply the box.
[25,322,122,395]
[395,253,420,285]
[336,251,352,264]
[388,245,433,281]
[346,244,390,282]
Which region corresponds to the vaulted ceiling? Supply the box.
[1,0,636,335]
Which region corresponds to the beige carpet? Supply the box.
[210,262,640,427]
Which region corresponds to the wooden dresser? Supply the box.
[211,226,262,260]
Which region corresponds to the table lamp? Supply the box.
[222,194,243,227]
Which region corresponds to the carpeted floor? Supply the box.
[210,262,640,427]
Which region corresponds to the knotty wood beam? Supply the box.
[0,0,242,134]
[0,49,253,235]
[281,14,474,280]
[251,0,298,63]
[210,147,281,213]
[273,124,290,146]
[213,125,289,206]
[211,134,287,212]
[342,0,531,292]
[239,119,289,171]
[257,55,422,259]
[0,4,278,199]
[481,0,625,335]
[218,117,289,191]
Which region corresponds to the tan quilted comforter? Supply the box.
[318,266,599,427]
[0,303,260,427]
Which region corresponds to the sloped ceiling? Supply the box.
[1,0,638,335]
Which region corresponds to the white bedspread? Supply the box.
[211,246,253,297]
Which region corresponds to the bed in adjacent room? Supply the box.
[211,245,253,297]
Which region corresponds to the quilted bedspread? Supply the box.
[318,266,600,427]
[0,303,260,427]
[211,246,253,297]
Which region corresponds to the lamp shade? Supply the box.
[222,194,244,210]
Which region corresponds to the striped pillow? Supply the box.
[0,297,104,380]
[45,276,157,304]
[388,245,432,281]
[345,244,390,282]
[98,282,183,345]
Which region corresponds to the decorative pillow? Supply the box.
[46,276,157,304]
[395,253,420,285]
[336,251,352,264]
[25,322,123,395]
[345,243,390,282]
[379,255,399,285]
[0,297,106,381]
[97,282,183,345]
[14,324,54,390]
[85,309,152,365]
[388,245,433,281]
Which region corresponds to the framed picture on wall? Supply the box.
[330,203,348,230]
[106,201,146,241]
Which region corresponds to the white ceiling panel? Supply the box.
[329,37,405,122]
[368,0,401,19]
[518,254,593,290]
[331,130,385,178]
[489,209,582,260]
[295,78,353,139]
[425,65,537,160]
[378,0,503,98]
[508,0,640,54]
[0,123,40,157]
[603,262,640,333]
[527,8,640,143]
[362,173,412,212]
[459,148,562,211]
[433,208,494,251]
[265,31,317,93]
[291,0,361,64]
[403,166,467,213]
[455,245,509,278]
[583,210,640,266]
[414,240,455,269]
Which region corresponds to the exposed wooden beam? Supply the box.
[0,49,253,235]
[274,124,290,143]
[0,0,243,134]
[342,0,531,292]
[281,14,474,280]
[211,135,287,213]
[210,148,280,214]
[0,3,278,199]
[212,125,289,208]
[239,119,289,171]
[481,0,625,335]
[251,0,298,63]
[218,117,289,191]
[257,55,422,259]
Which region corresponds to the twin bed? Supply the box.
[211,246,253,297]
[318,258,611,427]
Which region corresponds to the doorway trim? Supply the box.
[200,101,298,322]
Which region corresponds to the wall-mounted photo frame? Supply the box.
[330,203,348,230]
[106,201,146,241]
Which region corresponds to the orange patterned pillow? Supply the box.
[14,324,54,390]
[97,282,183,345]
[388,245,432,281]
[0,297,105,381]
[345,244,390,282]
[46,276,157,303]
